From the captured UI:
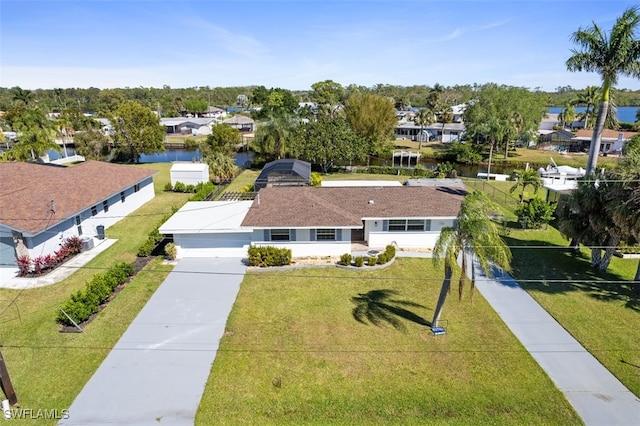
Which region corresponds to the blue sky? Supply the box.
[2,0,640,91]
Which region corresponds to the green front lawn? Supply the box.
[506,226,640,397]
[196,259,581,425]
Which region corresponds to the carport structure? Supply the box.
[159,201,253,258]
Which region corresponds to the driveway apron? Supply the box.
[60,257,246,425]
[475,264,640,426]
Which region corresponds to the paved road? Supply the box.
[60,257,246,426]
[475,264,640,426]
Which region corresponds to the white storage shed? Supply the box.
[170,162,210,186]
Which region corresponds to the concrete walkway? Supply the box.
[60,257,246,426]
[474,264,640,426]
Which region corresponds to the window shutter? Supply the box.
[383,220,389,231]
[263,230,270,241]
[425,220,432,231]
[310,229,316,241]
[336,229,342,240]
[290,229,296,241]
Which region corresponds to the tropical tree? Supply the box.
[575,85,599,129]
[509,168,543,204]
[343,91,397,156]
[558,103,576,129]
[111,100,165,163]
[566,6,640,175]
[4,106,60,161]
[413,108,434,149]
[310,79,345,117]
[206,151,237,182]
[73,129,111,160]
[431,191,512,328]
[202,124,241,157]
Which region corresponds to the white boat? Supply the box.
[537,158,585,179]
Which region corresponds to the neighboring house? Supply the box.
[160,117,217,135]
[160,185,465,259]
[571,129,639,154]
[0,161,156,269]
[222,115,255,133]
[394,122,464,142]
[254,159,311,190]
[201,106,227,119]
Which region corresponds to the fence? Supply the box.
[461,178,520,212]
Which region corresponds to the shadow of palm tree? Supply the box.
[351,289,431,330]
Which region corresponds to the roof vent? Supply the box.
[368,199,375,204]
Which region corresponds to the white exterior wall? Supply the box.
[174,232,251,258]
[23,179,155,259]
[365,218,454,249]
[250,228,352,257]
[170,164,210,186]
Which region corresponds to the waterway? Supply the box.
[548,105,639,123]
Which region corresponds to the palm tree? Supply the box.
[413,108,434,150]
[509,168,543,204]
[575,86,599,129]
[431,191,512,328]
[559,103,576,129]
[253,114,297,160]
[566,6,640,175]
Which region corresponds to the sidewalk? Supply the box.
[474,264,640,426]
[60,257,246,425]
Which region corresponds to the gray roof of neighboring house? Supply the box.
[241,186,465,228]
[0,161,157,235]
[223,115,255,125]
[160,117,216,127]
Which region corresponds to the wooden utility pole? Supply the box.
[0,349,17,405]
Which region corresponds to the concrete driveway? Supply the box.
[60,257,246,425]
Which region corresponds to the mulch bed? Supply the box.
[59,255,155,333]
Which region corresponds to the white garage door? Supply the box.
[175,233,251,257]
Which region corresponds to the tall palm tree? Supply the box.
[566,6,640,175]
[431,191,512,328]
[413,108,434,150]
[575,85,599,129]
[559,103,576,129]
[509,168,543,204]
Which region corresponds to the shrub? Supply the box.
[16,255,31,277]
[377,253,388,264]
[165,242,177,260]
[64,236,83,254]
[185,184,196,193]
[384,244,396,259]
[339,253,352,266]
[57,261,135,326]
[310,172,322,187]
[247,246,292,267]
[515,198,555,229]
[367,255,377,266]
[32,256,48,275]
[173,181,186,193]
[241,184,254,193]
[137,240,156,257]
[164,182,173,191]
[354,256,364,267]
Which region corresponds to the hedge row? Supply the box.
[137,207,178,257]
[164,181,215,201]
[248,246,292,267]
[57,262,135,326]
[339,244,396,267]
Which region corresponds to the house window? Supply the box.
[316,229,336,241]
[388,220,406,231]
[103,200,109,213]
[387,219,431,232]
[91,206,98,216]
[120,191,126,203]
[134,184,140,193]
[270,229,290,241]
[75,216,82,235]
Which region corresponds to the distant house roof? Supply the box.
[241,186,465,228]
[160,117,216,127]
[0,161,157,235]
[254,159,311,190]
[222,115,255,125]
[572,129,639,141]
[405,178,465,189]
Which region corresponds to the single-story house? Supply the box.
[201,106,227,119]
[254,159,311,190]
[572,129,639,154]
[160,185,465,258]
[0,161,156,268]
[160,117,217,135]
[170,162,209,186]
[222,115,255,133]
[394,122,464,143]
